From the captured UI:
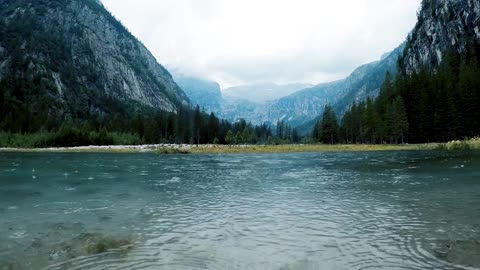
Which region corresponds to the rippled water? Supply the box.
[1,151,479,270]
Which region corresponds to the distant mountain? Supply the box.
[173,75,222,112]
[177,46,403,130]
[173,75,264,122]
[223,83,312,103]
[265,44,404,133]
[0,0,189,128]
[332,44,404,114]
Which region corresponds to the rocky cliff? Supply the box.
[402,0,480,74]
[0,0,189,121]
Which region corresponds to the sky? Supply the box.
[101,0,422,89]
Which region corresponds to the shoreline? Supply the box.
[1,138,478,154]
[0,143,424,154]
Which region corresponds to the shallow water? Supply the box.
[0,151,479,270]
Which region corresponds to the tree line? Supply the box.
[312,41,480,144]
[0,96,302,147]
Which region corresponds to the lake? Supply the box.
[0,151,479,270]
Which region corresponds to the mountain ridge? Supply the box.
[176,45,403,131]
[223,82,313,104]
[0,0,189,131]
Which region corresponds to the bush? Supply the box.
[446,140,471,151]
[0,128,144,148]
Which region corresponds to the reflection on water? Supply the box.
[0,151,479,270]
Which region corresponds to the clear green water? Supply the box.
[0,151,479,270]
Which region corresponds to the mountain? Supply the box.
[171,0,480,136]
[0,0,189,129]
[336,0,480,144]
[401,0,480,75]
[177,46,403,130]
[397,0,480,142]
[265,44,404,132]
[172,75,265,123]
[173,75,222,112]
[223,83,312,103]
[332,44,404,114]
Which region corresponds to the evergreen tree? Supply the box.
[225,130,235,145]
[395,97,409,144]
[364,98,378,143]
[318,104,339,144]
[193,105,202,145]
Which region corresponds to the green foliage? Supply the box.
[221,118,293,145]
[312,104,339,144]
[329,40,480,144]
[0,128,143,148]
[225,130,235,145]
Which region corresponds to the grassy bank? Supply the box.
[184,144,420,154]
[1,138,479,155]
[418,137,480,151]
[0,143,419,154]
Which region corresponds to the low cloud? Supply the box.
[102,0,421,88]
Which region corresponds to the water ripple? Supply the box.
[0,152,478,270]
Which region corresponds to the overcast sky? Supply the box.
[101,0,422,88]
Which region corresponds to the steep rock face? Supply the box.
[0,0,189,119]
[402,0,480,74]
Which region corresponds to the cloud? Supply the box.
[101,0,422,88]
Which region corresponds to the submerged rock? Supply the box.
[80,233,133,255]
[7,226,134,270]
[278,259,316,270]
[433,240,480,268]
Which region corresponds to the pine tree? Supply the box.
[225,130,235,145]
[396,97,409,144]
[208,112,220,143]
[319,104,339,144]
[292,128,300,143]
[235,131,242,144]
[364,98,378,143]
[193,105,202,145]
[312,120,321,142]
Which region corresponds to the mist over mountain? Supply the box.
[223,83,312,104]
[177,45,403,132]
[173,75,222,112]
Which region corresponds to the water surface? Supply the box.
[0,151,479,270]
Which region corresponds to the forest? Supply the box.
[0,99,300,147]
[312,41,480,144]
